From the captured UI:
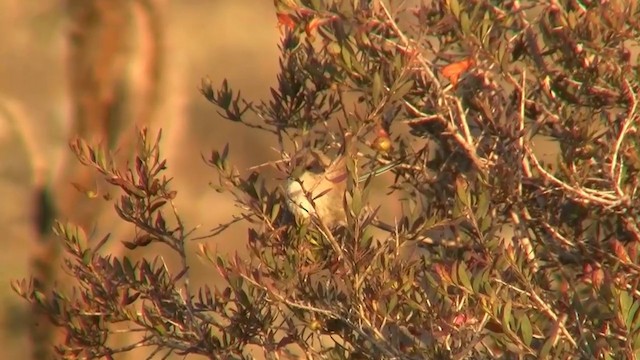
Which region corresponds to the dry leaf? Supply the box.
[441,58,474,86]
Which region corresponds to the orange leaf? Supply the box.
[611,239,631,263]
[276,12,295,31]
[441,58,474,86]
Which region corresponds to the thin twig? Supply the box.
[524,146,622,208]
[611,79,637,196]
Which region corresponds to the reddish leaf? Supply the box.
[441,58,474,86]
[611,239,631,263]
[276,12,295,31]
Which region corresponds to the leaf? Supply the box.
[270,202,281,221]
[476,187,490,219]
[620,290,633,321]
[442,58,474,87]
[502,299,512,333]
[390,79,414,102]
[481,10,492,46]
[455,176,470,208]
[71,181,99,199]
[471,268,483,293]
[276,12,295,31]
[457,261,473,293]
[148,200,167,214]
[539,335,554,358]
[631,301,640,333]
[460,12,471,35]
[372,72,383,104]
[519,313,533,346]
[350,187,363,215]
[82,250,92,266]
[74,226,88,253]
[341,44,353,70]
[387,293,398,314]
[449,0,461,19]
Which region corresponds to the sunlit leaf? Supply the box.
[372,72,383,104]
[442,58,474,86]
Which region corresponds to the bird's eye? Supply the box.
[302,158,324,173]
[306,163,324,173]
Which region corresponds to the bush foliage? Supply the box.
[14,0,640,358]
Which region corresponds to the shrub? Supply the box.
[14,0,640,358]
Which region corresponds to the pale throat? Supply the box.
[285,178,316,219]
[285,172,335,220]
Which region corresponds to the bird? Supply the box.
[285,137,398,228]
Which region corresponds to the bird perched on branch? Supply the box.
[285,133,397,228]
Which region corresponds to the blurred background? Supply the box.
[0,0,281,357]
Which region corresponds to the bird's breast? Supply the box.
[285,178,316,219]
[285,174,346,227]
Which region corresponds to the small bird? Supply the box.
[285,140,397,228]
[286,149,350,228]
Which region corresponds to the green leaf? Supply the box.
[390,79,414,102]
[480,11,491,46]
[476,187,490,219]
[457,261,473,293]
[341,44,353,70]
[34,290,46,305]
[271,202,281,222]
[455,179,470,208]
[387,293,398,314]
[75,226,88,253]
[502,299,512,333]
[633,333,640,353]
[626,296,640,331]
[450,261,459,285]
[350,186,363,215]
[154,323,167,335]
[82,250,92,266]
[519,313,533,346]
[372,72,383,104]
[449,0,461,19]
[539,335,554,358]
[460,12,471,36]
[472,267,488,293]
[620,290,633,327]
